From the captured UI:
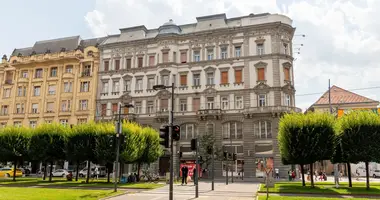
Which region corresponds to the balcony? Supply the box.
[13,113,26,119]
[111,91,120,96]
[243,106,302,118]
[18,77,29,83]
[62,73,75,79]
[154,110,169,123]
[197,109,224,120]
[81,71,91,77]
[4,80,13,85]
[44,110,55,117]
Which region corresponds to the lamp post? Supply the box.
[153,83,175,200]
[114,102,134,192]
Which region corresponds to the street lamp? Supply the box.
[153,83,175,200]
[114,102,134,192]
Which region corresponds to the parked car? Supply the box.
[52,169,69,177]
[79,166,106,177]
[373,170,380,178]
[0,168,23,177]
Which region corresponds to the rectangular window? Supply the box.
[80,81,90,92]
[113,81,120,93]
[17,87,22,96]
[60,119,68,126]
[104,61,109,71]
[83,65,91,76]
[257,44,264,55]
[160,99,168,111]
[221,97,229,110]
[14,121,22,127]
[79,100,88,110]
[193,98,200,112]
[65,65,73,73]
[283,43,288,54]
[148,78,154,89]
[31,103,38,114]
[162,75,169,86]
[221,47,227,59]
[284,67,290,81]
[3,88,11,98]
[135,102,142,114]
[285,94,291,106]
[258,95,266,107]
[147,101,154,114]
[207,72,214,85]
[64,82,73,93]
[257,68,265,81]
[112,103,118,115]
[207,97,214,109]
[46,102,54,113]
[115,59,120,70]
[136,79,143,90]
[29,121,37,128]
[138,57,143,68]
[180,52,187,63]
[102,82,109,93]
[163,52,169,63]
[50,67,57,77]
[180,75,187,86]
[235,70,242,83]
[78,118,87,124]
[124,80,130,92]
[48,85,56,95]
[235,96,243,109]
[221,71,228,84]
[1,105,8,115]
[126,58,132,69]
[193,51,200,62]
[207,49,214,60]
[33,86,40,96]
[35,69,43,78]
[193,74,200,86]
[61,100,71,112]
[101,104,107,116]
[235,46,241,57]
[16,103,24,114]
[149,56,155,66]
[21,70,28,78]
[180,99,187,112]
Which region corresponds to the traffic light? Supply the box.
[172,125,180,141]
[233,153,237,161]
[179,151,183,158]
[223,151,227,160]
[159,125,169,148]
[191,138,197,151]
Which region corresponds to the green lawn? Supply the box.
[0,187,123,200]
[0,177,164,189]
[258,196,368,200]
[259,182,380,195]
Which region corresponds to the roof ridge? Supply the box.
[35,36,80,44]
[330,85,377,102]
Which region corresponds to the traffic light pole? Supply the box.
[169,82,174,200]
[211,145,214,191]
[230,134,233,183]
[195,139,199,198]
[114,104,122,192]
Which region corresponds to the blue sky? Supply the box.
[1,0,380,110]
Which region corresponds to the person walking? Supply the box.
[275,168,279,179]
[181,166,188,185]
[94,167,99,180]
[193,167,197,185]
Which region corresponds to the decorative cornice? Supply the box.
[254,61,268,68]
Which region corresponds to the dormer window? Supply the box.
[87,51,93,57]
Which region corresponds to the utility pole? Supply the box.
[226,152,228,185]
[114,104,122,192]
[329,79,339,188]
[211,144,214,190]
[169,82,174,200]
[195,139,199,198]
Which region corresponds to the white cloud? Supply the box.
[85,0,380,108]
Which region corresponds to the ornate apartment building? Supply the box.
[0,36,105,127]
[96,13,300,178]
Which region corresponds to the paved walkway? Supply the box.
[109,181,259,200]
[258,192,380,199]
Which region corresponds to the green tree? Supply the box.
[29,123,69,182]
[335,111,380,190]
[0,126,30,181]
[199,133,220,170]
[278,112,336,187]
[71,122,98,183]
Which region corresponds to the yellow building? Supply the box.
[0,36,105,127]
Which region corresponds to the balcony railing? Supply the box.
[197,109,224,120]
[4,80,12,85]
[244,106,302,114]
[81,71,91,77]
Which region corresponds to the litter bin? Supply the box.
[288,174,292,181]
[121,176,127,184]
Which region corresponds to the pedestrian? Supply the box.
[315,170,318,181]
[181,166,188,185]
[193,167,197,185]
[339,170,343,181]
[291,170,295,181]
[94,167,99,180]
[275,168,279,179]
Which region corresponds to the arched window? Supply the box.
[254,121,272,139]
[87,51,93,57]
[222,121,242,139]
[179,123,198,140]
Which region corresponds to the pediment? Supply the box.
[120,93,133,101]
[282,62,292,68]
[122,74,133,80]
[204,66,216,72]
[254,61,268,68]
[282,83,295,93]
[253,82,270,91]
[203,87,217,96]
[159,69,171,75]
[156,89,171,97]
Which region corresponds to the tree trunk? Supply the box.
[310,163,314,188]
[86,161,91,184]
[13,160,17,181]
[347,163,352,188]
[137,162,141,182]
[107,163,111,183]
[49,161,53,182]
[119,162,124,183]
[300,165,305,187]
[43,162,47,180]
[75,161,80,182]
[365,161,370,190]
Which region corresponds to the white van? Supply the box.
[79,166,106,177]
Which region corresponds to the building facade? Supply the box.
[0,36,105,127]
[96,13,300,178]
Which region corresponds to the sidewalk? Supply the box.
[258,192,380,199]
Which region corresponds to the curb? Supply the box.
[257,191,380,197]
[99,191,128,200]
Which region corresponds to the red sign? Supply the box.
[180,160,202,178]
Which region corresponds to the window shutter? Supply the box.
[180,75,187,86]
[258,68,265,81]
[284,68,290,81]
[163,53,169,63]
[115,60,120,70]
[193,98,200,111]
[101,104,107,116]
[181,52,187,63]
[149,56,155,66]
[221,71,228,84]
[112,103,118,112]
[235,70,242,83]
